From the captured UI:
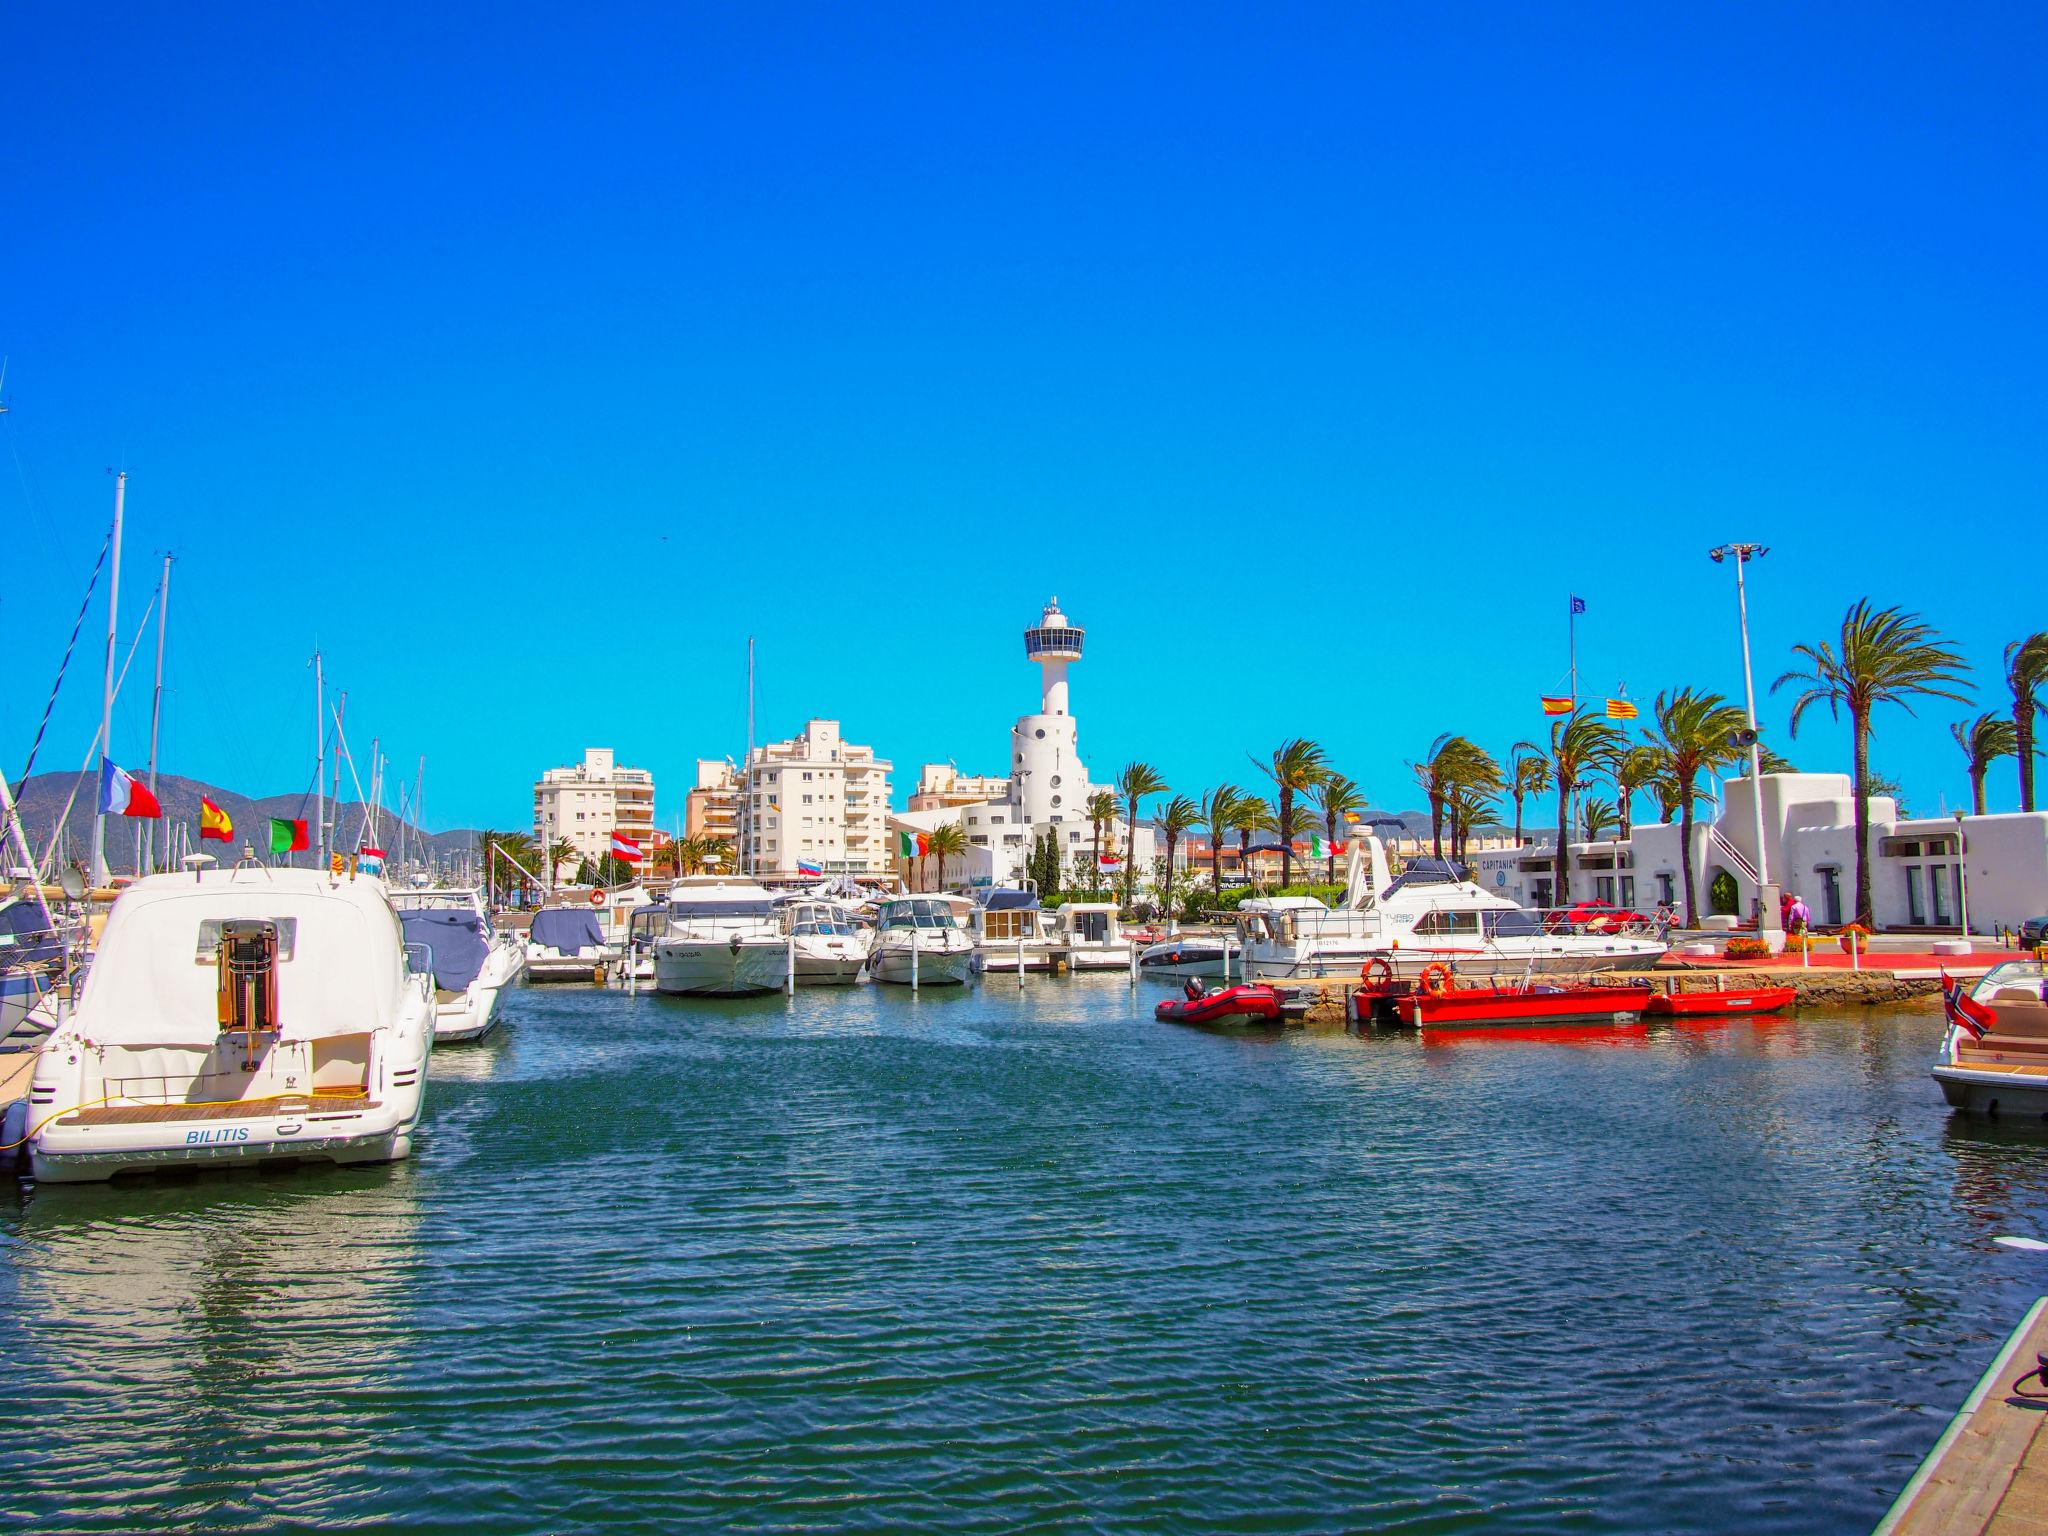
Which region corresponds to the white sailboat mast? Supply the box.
[313,649,325,866]
[90,471,126,884]
[144,552,172,873]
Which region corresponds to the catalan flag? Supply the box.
[1541,696,1574,716]
[199,797,233,843]
[1605,697,1639,721]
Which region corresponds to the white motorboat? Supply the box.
[22,866,434,1184]
[1054,901,1133,971]
[778,897,868,985]
[1136,933,1238,982]
[969,888,1059,973]
[525,905,610,983]
[0,890,71,1044]
[868,897,974,986]
[1236,837,1667,981]
[652,875,791,997]
[392,888,524,1043]
[621,901,667,986]
[1932,962,2048,1116]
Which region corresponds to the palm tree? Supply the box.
[1410,735,1502,858]
[1156,795,1201,922]
[1311,773,1365,882]
[926,822,968,890]
[1230,796,1278,888]
[1611,744,1665,844]
[1116,762,1168,905]
[1547,713,1624,908]
[1757,745,1798,774]
[1085,790,1118,896]
[1447,785,1499,864]
[1579,798,1617,843]
[1508,748,1550,846]
[547,838,579,888]
[1952,712,2018,816]
[1774,601,1971,926]
[1647,688,1749,926]
[1251,738,1328,887]
[2005,633,2048,812]
[1200,784,1247,901]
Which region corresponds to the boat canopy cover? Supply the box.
[979,888,1041,912]
[399,908,489,991]
[0,898,61,968]
[1379,858,1463,898]
[530,908,605,953]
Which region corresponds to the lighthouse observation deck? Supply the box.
[1023,598,1084,661]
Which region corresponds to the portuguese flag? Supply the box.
[897,829,929,859]
[270,817,310,855]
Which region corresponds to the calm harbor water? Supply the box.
[4,979,2046,1534]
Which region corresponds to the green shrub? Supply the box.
[1708,869,1740,916]
[1195,883,1348,916]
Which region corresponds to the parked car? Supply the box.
[2023,915,2048,949]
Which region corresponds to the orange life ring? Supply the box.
[1361,957,1395,988]
[589,889,607,907]
[1419,962,1455,996]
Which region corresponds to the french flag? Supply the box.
[610,831,643,864]
[97,757,161,819]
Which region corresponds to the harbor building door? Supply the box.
[1817,868,1842,927]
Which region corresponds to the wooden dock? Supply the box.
[1877,1297,2048,1534]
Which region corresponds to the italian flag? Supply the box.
[898,830,929,858]
[1308,835,1347,859]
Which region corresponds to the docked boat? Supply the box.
[868,896,974,986]
[1154,982,1283,1029]
[1643,984,1796,1018]
[0,891,70,1044]
[620,901,668,986]
[969,887,1059,973]
[1136,934,1237,982]
[652,875,791,996]
[20,865,434,1183]
[392,888,525,1043]
[1351,964,1654,1028]
[1054,901,1133,972]
[1931,963,2048,1117]
[525,905,610,983]
[1239,838,1667,982]
[779,896,868,985]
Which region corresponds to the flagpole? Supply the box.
[91,471,126,885]
[144,552,172,874]
[1568,594,1577,708]
[312,649,325,870]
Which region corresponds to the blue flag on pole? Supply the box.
[1569,595,1586,615]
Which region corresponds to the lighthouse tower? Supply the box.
[1013,598,1090,828]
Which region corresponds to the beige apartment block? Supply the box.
[740,719,892,878]
[533,748,656,871]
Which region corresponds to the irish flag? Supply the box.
[270,817,309,854]
[97,758,161,818]
[199,798,233,843]
[897,830,929,858]
[611,831,643,863]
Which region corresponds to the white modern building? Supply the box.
[739,719,893,880]
[1472,771,2048,933]
[533,748,656,871]
[896,598,1153,891]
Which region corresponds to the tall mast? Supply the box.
[313,650,325,867]
[90,471,126,885]
[144,553,173,873]
[745,635,755,878]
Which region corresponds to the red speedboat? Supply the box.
[1643,985,1796,1018]
[1397,980,1652,1028]
[1156,984,1284,1029]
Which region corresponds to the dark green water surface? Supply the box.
[5,979,2046,1533]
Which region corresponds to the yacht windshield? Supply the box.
[670,901,775,920]
[883,900,955,930]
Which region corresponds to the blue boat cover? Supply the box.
[529,907,604,954]
[0,898,61,969]
[399,908,490,990]
[979,888,1041,912]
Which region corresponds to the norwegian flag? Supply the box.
[610,831,643,864]
[1941,972,1997,1041]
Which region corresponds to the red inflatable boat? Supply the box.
[1155,984,1284,1028]
[1642,985,1796,1018]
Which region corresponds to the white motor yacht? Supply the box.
[1135,933,1239,982]
[652,876,791,997]
[1236,838,1668,981]
[969,888,1059,973]
[1932,962,2048,1116]
[392,888,524,1043]
[868,896,974,986]
[1054,901,1133,972]
[23,865,434,1184]
[778,897,868,985]
[525,905,611,983]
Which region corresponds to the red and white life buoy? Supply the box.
[589,889,607,907]
[1360,957,1395,988]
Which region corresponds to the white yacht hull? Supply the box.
[526,951,607,983]
[972,943,1060,973]
[433,943,523,1043]
[1063,944,1134,972]
[1135,939,1235,981]
[792,939,867,985]
[870,943,973,986]
[1933,1064,2048,1118]
[653,939,790,997]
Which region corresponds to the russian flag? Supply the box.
[97,757,161,819]
[610,831,643,863]
[797,859,823,877]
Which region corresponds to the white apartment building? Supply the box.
[532,748,656,871]
[740,719,893,879]
[908,763,1013,810]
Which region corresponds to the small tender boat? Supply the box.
[1643,985,1796,1018]
[1393,969,1652,1028]
[1155,983,1283,1029]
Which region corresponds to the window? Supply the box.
[1034,728,1046,739]
[802,794,813,805]
[1931,864,1953,925]
[1050,775,1061,786]
[1906,866,1925,925]
[1656,874,1675,905]
[1051,795,1061,807]
[1620,876,1635,908]
[196,918,298,962]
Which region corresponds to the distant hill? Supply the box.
[9,770,481,876]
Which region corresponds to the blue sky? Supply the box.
[5,2,2043,831]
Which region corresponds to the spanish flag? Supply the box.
[1605,697,1639,721]
[199,797,233,843]
[1541,696,1574,716]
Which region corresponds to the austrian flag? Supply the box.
[610,832,643,864]
[97,758,161,818]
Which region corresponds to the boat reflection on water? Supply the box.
[1419,1021,1652,1048]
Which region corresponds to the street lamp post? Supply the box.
[1955,810,1971,942]
[1709,543,1777,933]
